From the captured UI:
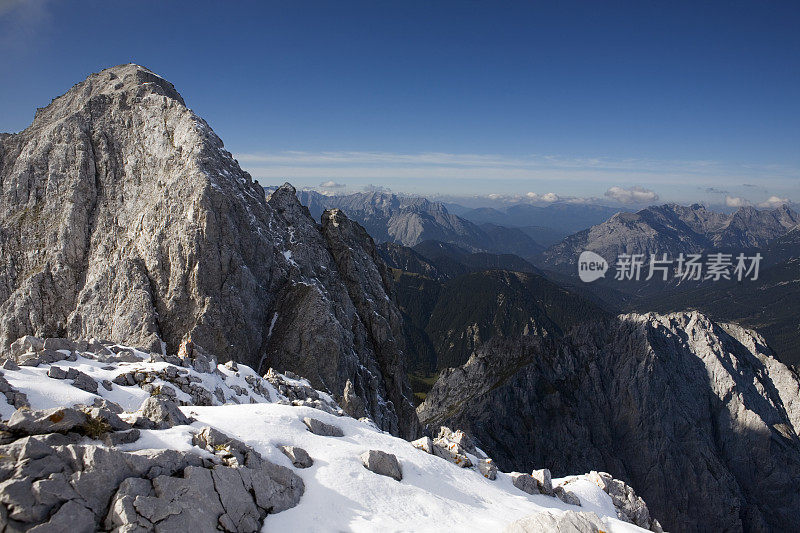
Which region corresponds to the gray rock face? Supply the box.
[418,311,800,532]
[0,64,418,438]
[302,417,344,437]
[360,450,402,481]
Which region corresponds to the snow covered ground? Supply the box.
[175,404,644,532]
[0,341,649,532]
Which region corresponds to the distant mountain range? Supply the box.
[541,203,799,272]
[291,190,545,258]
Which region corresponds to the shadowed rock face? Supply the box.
[418,311,800,532]
[0,64,418,437]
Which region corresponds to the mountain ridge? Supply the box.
[0,64,418,437]
[418,310,800,532]
[542,202,799,271]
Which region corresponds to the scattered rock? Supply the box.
[47,366,67,379]
[360,450,402,481]
[477,458,497,480]
[411,436,434,454]
[510,472,540,495]
[102,429,141,447]
[1,359,20,371]
[532,468,553,495]
[72,371,99,394]
[135,397,191,429]
[86,407,130,432]
[586,471,656,530]
[554,485,582,506]
[437,426,478,456]
[7,407,88,436]
[431,437,472,468]
[303,417,344,437]
[42,338,76,353]
[279,446,313,468]
[10,336,44,358]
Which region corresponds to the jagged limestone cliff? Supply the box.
[419,311,800,532]
[0,64,418,437]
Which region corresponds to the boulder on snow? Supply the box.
[360,450,402,481]
[1,358,20,371]
[86,407,130,432]
[532,468,553,495]
[510,472,540,495]
[192,426,255,467]
[280,445,313,468]
[477,458,497,480]
[437,426,479,456]
[10,336,44,358]
[302,417,344,437]
[6,407,88,436]
[71,371,98,394]
[135,397,191,429]
[102,429,141,447]
[504,510,605,533]
[586,471,657,530]
[47,366,67,379]
[554,485,582,506]
[411,436,434,454]
[431,437,472,468]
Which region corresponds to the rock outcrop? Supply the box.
[0,422,303,532]
[360,450,403,481]
[418,311,800,532]
[0,64,418,437]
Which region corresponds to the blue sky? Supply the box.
[1,0,798,207]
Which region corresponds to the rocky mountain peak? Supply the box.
[0,66,420,437]
[29,64,186,130]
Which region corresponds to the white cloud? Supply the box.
[604,186,659,205]
[319,180,344,189]
[725,196,750,208]
[540,192,560,203]
[758,195,790,208]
